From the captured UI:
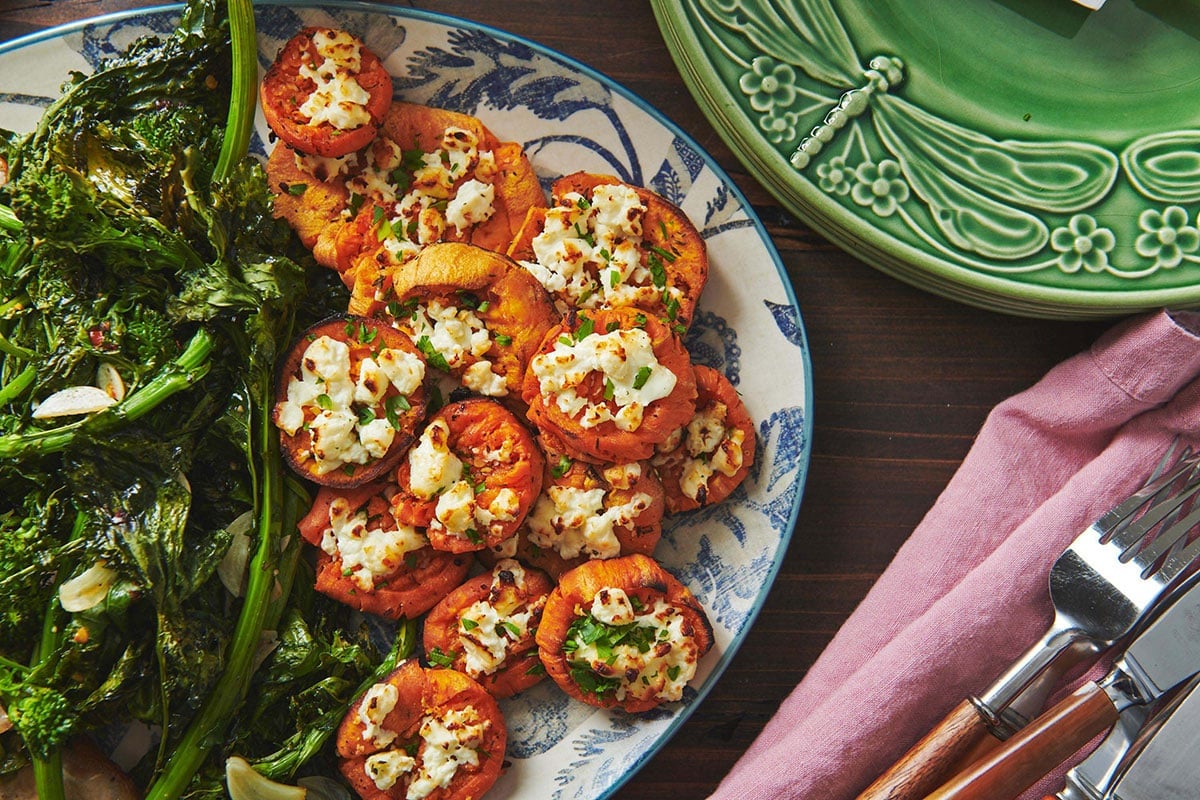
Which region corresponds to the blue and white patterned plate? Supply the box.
[0,3,812,798]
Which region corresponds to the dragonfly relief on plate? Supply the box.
[682,0,1200,293]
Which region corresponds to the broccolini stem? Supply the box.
[0,327,214,459]
[30,511,88,800]
[0,204,20,232]
[0,364,35,406]
[143,365,281,800]
[213,0,257,182]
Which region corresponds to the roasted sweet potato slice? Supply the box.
[273,316,428,486]
[422,558,554,698]
[392,397,544,553]
[337,659,507,800]
[508,171,707,329]
[653,364,756,513]
[522,306,697,463]
[535,553,714,713]
[297,483,471,619]
[261,27,392,157]
[386,242,560,405]
[500,432,664,579]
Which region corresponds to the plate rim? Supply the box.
[0,3,815,797]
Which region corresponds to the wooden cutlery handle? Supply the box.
[855,699,996,800]
[921,682,1119,800]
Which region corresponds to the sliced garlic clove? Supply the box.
[32,385,118,419]
[225,756,307,800]
[217,511,256,598]
[96,362,126,402]
[59,561,118,612]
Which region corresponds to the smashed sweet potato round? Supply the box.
[273,316,428,487]
[297,483,471,619]
[422,558,554,698]
[508,433,664,579]
[535,553,714,713]
[522,306,697,464]
[387,242,560,405]
[337,659,506,800]
[654,364,756,513]
[261,27,392,157]
[392,397,544,553]
[508,171,708,328]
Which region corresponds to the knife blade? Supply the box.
[1055,674,1200,800]
[918,574,1200,800]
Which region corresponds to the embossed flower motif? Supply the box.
[816,156,853,196]
[739,56,797,113]
[1050,214,1116,274]
[850,160,909,217]
[1135,206,1199,268]
[758,108,801,145]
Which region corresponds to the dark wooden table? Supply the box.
[0,2,1116,798]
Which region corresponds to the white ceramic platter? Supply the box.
[0,3,813,798]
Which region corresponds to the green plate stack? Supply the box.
[653,0,1200,320]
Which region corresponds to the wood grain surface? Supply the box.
[0,2,1115,798]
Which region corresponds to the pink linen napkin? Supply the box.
[709,308,1200,800]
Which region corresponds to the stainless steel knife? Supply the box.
[917,573,1200,800]
[1054,674,1200,800]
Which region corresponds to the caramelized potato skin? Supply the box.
[522,307,697,464]
[508,171,708,328]
[535,553,714,713]
[273,316,428,488]
[389,242,560,405]
[298,484,471,619]
[337,660,507,800]
[392,398,545,553]
[422,561,555,697]
[260,27,392,157]
[655,364,757,513]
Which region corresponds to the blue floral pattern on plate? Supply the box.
[0,3,813,798]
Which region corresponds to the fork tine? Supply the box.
[1134,499,1200,575]
[1104,451,1200,549]
[1155,523,1200,584]
[1112,476,1200,553]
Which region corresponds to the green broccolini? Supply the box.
[0,1,406,799]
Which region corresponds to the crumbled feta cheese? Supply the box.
[461,359,508,397]
[530,327,677,431]
[321,496,428,591]
[297,30,372,130]
[408,419,464,498]
[408,300,492,371]
[273,335,418,474]
[571,595,701,703]
[357,682,400,747]
[526,484,652,560]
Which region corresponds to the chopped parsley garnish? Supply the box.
[494,333,512,347]
[285,182,307,196]
[648,243,678,263]
[461,618,479,631]
[633,366,653,390]
[356,406,376,426]
[427,647,457,668]
[315,394,334,411]
[550,454,573,479]
[416,336,451,372]
[648,253,668,288]
[574,315,595,341]
[497,620,522,638]
[384,394,411,428]
[603,378,616,402]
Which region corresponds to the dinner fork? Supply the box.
[857,445,1200,800]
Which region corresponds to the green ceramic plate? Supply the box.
[653,0,1200,319]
